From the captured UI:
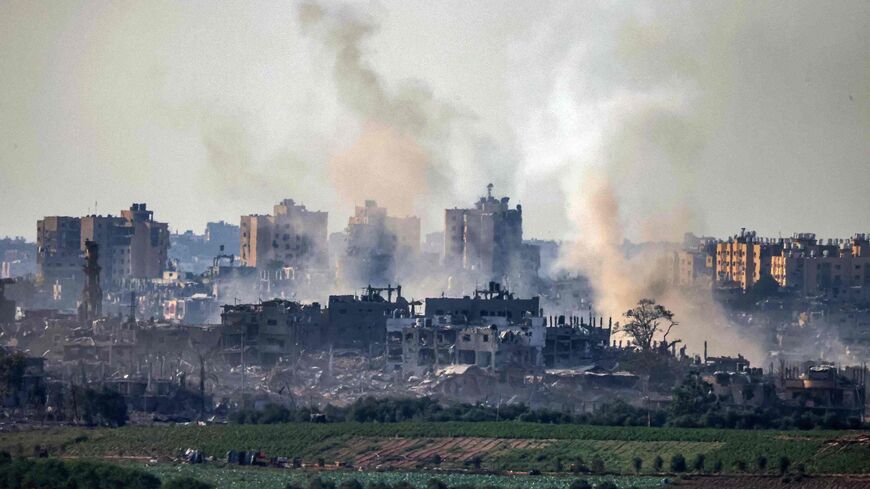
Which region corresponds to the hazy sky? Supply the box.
[1,1,868,241]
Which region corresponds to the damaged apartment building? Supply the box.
[337,200,420,287]
[444,184,540,288]
[387,282,612,376]
[219,299,324,367]
[36,203,170,308]
[240,199,328,279]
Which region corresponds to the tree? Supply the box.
[691,454,705,473]
[632,456,643,474]
[756,455,768,473]
[670,453,686,473]
[617,299,679,353]
[670,374,716,418]
[778,456,791,475]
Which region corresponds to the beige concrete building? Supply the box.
[715,229,781,290]
[771,233,870,297]
[38,203,169,292]
[239,199,328,271]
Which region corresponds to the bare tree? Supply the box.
[617,298,679,353]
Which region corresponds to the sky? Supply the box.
[1,0,868,242]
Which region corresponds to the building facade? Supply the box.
[239,199,328,272]
[338,200,420,286]
[444,184,531,280]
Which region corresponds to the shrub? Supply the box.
[632,456,643,474]
[591,456,605,474]
[691,453,705,473]
[653,455,664,472]
[778,456,791,475]
[338,480,363,489]
[163,477,213,489]
[569,480,592,489]
[670,453,686,473]
[756,455,768,473]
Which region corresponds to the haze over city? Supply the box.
[2,2,870,489]
[2,1,868,241]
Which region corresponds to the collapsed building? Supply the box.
[778,362,866,417]
[220,299,324,367]
[326,284,409,349]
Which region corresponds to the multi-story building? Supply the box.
[444,184,534,280]
[424,281,540,323]
[36,216,82,289]
[239,199,328,272]
[205,221,240,256]
[771,233,870,298]
[80,203,170,286]
[39,204,170,294]
[338,200,420,286]
[219,299,324,367]
[674,234,717,288]
[326,284,409,348]
[715,229,781,290]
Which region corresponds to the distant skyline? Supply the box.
[2,1,868,242]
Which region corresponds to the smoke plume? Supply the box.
[297,1,516,224]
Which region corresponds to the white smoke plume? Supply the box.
[514,3,791,362]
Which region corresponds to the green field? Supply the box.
[2,422,869,476]
[142,464,664,489]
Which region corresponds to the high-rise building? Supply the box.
[339,200,420,285]
[444,184,531,280]
[40,203,170,292]
[239,199,328,271]
[36,216,82,288]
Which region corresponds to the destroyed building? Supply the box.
[338,200,420,287]
[170,220,240,274]
[240,199,328,274]
[37,204,170,302]
[424,281,540,323]
[327,285,409,348]
[444,184,539,282]
[542,315,612,368]
[395,317,545,377]
[220,299,324,367]
[778,363,866,416]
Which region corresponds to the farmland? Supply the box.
[2,422,870,476]
[142,464,665,489]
